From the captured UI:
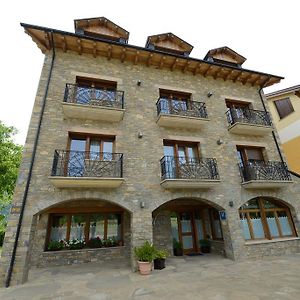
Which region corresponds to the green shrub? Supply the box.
[0,230,5,246]
[134,241,155,262]
[87,237,102,248]
[68,239,85,250]
[47,240,64,251]
[154,249,168,259]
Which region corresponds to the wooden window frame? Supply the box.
[239,198,297,241]
[163,140,200,160]
[236,145,265,164]
[76,76,117,91]
[46,210,124,250]
[225,99,252,109]
[274,97,294,119]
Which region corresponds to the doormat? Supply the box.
[186,253,203,256]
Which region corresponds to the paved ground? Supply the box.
[1,254,300,299]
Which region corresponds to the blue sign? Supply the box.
[219,210,226,221]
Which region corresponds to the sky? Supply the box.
[0,0,299,145]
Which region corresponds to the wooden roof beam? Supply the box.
[233,71,243,83]
[134,51,140,65]
[260,76,271,88]
[242,73,253,85]
[193,62,202,75]
[61,36,67,52]
[44,32,51,50]
[251,75,261,87]
[92,42,97,58]
[147,53,153,67]
[203,65,213,77]
[77,38,82,55]
[183,60,190,73]
[159,56,166,69]
[213,67,223,79]
[25,29,47,53]
[171,58,179,71]
[121,48,126,63]
[224,69,234,81]
[107,45,112,60]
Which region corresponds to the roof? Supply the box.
[265,85,300,98]
[146,33,193,55]
[20,22,283,88]
[74,17,129,42]
[204,46,246,65]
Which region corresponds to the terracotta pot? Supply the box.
[137,261,152,275]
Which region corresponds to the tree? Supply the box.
[0,121,23,245]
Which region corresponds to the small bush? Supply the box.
[134,241,155,262]
[68,239,85,250]
[47,240,65,251]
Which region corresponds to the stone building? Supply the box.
[265,85,300,174]
[1,17,300,286]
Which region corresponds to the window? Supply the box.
[226,99,252,123]
[67,134,115,177]
[163,140,199,160]
[48,212,123,248]
[239,198,296,240]
[236,146,264,166]
[274,98,294,119]
[209,209,223,240]
[159,89,191,114]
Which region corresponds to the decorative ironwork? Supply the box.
[160,156,219,180]
[239,161,292,182]
[226,108,272,127]
[51,150,123,178]
[156,98,208,119]
[64,84,124,109]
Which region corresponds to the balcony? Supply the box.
[62,84,125,122]
[156,98,209,129]
[226,108,272,136]
[239,161,292,189]
[160,156,220,189]
[49,150,124,188]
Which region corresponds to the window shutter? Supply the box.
[274,98,294,119]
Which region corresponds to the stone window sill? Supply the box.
[245,237,300,246]
[43,245,125,253]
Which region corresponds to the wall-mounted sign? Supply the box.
[219,210,226,221]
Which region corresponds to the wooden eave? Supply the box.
[21,23,283,88]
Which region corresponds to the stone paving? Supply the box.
[1,254,300,299]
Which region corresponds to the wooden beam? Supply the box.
[44,32,51,50]
[77,38,82,55]
[193,62,201,75]
[183,60,190,73]
[147,53,153,67]
[251,75,261,87]
[159,56,166,69]
[233,71,243,83]
[171,58,179,71]
[25,29,47,53]
[107,45,112,60]
[224,69,234,81]
[92,42,97,58]
[213,67,223,79]
[121,48,126,63]
[134,51,140,65]
[203,65,213,77]
[260,76,271,88]
[242,73,252,85]
[61,36,67,52]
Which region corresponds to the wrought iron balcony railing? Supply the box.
[238,161,292,182]
[226,108,272,127]
[160,156,219,180]
[51,150,123,178]
[156,98,208,119]
[63,84,124,109]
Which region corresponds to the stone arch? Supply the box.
[152,197,233,259]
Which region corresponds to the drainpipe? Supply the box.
[5,31,56,287]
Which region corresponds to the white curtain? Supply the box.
[70,225,84,241]
[240,219,251,240]
[50,226,67,241]
[267,217,279,237]
[251,217,264,238]
[279,216,292,236]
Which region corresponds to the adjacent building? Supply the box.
[265,85,300,174]
[1,17,300,286]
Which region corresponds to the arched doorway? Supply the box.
[152,198,226,256]
[239,197,297,241]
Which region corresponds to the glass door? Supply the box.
[68,139,86,176]
[179,212,196,254]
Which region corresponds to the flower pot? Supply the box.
[137,261,152,275]
[201,246,211,253]
[173,248,183,256]
[154,258,165,270]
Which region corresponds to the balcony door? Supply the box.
[163,141,199,179]
[67,135,114,176]
[226,100,251,122]
[159,89,190,114]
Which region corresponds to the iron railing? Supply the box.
[238,161,292,182]
[160,156,219,180]
[156,98,208,119]
[51,150,123,178]
[63,84,125,109]
[226,108,272,127]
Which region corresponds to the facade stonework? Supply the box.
[1,20,300,286]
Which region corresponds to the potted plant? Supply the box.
[134,241,155,275]
[87,237,102,248]
[154,249,168,270]
[173,238,183,256]
[199,238,211,253]
[68,239,86,250]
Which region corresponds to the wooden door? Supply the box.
[178,212,197,254]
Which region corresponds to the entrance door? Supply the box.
[179,212,197,254]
